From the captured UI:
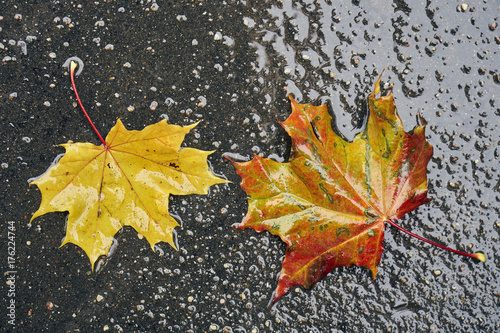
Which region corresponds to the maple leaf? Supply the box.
[30,60,228,269]
[229,72,485,304]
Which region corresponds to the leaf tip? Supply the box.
[223,154,234,164]
[232,222,245,230]
[373,68,386,96]
[369,265,378,280]
[416,112,428,127]
[267,293,279,308]
[288,93,299,109]
[186,121,201,131]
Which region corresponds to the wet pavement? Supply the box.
[0,1,498,332]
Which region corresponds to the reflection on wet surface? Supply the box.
[0,0,497,331]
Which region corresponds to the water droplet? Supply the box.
[149,101,158,111]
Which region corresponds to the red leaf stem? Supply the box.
[386,219,485,262]
[69,61,107,147]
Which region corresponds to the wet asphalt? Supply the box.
[0,1,498,332]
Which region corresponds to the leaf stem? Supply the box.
[69,61,107,147]
[386,219,485,262]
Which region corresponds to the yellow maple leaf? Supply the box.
[30,60,228,269]
[31,119,227,269]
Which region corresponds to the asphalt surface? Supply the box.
[1,1,498,332]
